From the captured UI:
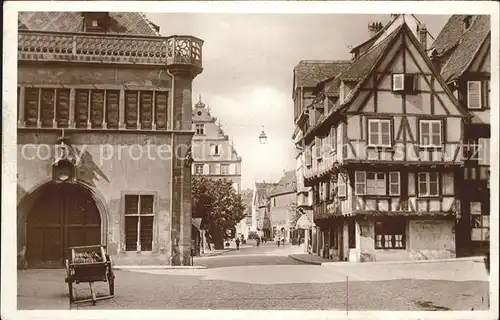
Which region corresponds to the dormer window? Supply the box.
[392,73,418,94]
[82,12,110,33]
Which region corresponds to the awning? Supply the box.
[296,213,314,229]
[192,218,202,230]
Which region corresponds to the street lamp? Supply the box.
[259,127,268,144]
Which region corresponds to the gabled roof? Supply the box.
[254,182,278,206]
[304,22,469,139]
[268,170,297,197]
[18,12,160,36]
[294,60,351,88]
[431,15,490,82]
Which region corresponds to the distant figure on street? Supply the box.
[275,236,281,247]
[256,237,260,247]
[235,237,240,250]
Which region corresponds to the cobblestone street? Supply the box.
[18,244,490,311]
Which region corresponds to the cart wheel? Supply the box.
[65,259,74,302]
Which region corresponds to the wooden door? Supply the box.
[26,183,101,268]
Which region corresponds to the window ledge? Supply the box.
[418,146,443,151]
[417,196,442,199]
[367,145,394,151]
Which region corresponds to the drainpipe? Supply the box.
[166,67,177,264]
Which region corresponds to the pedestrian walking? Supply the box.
[256,237,260,247]
[235,237,240,250]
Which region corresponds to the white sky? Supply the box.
[147,13,450,189]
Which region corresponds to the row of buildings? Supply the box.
[242,171,303,243]
[292,14,491,262]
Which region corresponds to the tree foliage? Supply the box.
[192,176,246,244]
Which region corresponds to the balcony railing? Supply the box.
[18,30,203,68]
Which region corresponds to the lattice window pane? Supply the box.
[125,91,138,129]
[40,89,55,128]
[155,92,168,130]
[106,90,120,129]
[140,91,153,129]
[90,90,105,128]
[56,89,70,128]
[75,90,89,128]
[24,88,39,127]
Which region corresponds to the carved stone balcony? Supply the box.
[18,30,203,70]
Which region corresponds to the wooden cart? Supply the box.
[64,245,115,305]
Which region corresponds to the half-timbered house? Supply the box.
[301,21,470,262]
[429,15,491,257]
[17,12,203,267]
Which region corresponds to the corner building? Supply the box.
[16,12,203,267]
[299,16,470,262]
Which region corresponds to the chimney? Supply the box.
[417,24,428,51]
[368,21,384,38]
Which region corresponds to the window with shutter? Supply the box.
[419,119,442,147]
[155,92,168,130]
[40,89,55,128]
[106,90,120,129]
[418,172,439,197]
[389,172,400,196]
[75,89,89,128]
[355,171,366,195]
[467,81,481,109]
[124,194,154,252]
[338,174,347,198]
[375,220,406,249]
[125,91,138,129]
[56,89,70,128]
[90,90,105,128]
[195,164,204,175]
[305,147,312,167]
[478,138,490,166]
[140,91,153,129]
[392,74,404,91]
[482,80,490,109]
[368,119,391,147]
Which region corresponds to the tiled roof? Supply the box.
[304,24,405,139]
[268,171,297,197]
[18,12,159,36]
[294,60,352,88]
[432,15,490,82]
[339,28,401,82]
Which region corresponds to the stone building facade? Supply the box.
[268,171,297,243]
[16,12,203,268]
[191,97,242,193]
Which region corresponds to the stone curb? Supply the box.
[322,256,487,266]
[289,254,486,266]
[288,254,323,265]
[113,265,207,270]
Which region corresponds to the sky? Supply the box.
[147,13,450,190]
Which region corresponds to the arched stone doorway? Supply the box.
[25,183,101,268]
